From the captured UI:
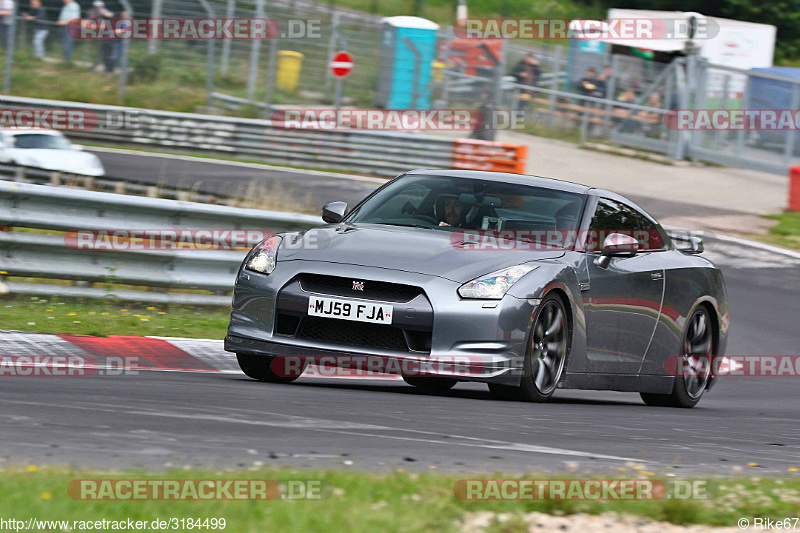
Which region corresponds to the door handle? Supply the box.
[651,271,663,280]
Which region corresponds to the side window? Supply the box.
[634,212,667,251]
[361,183,430,220]
[584,198,639,251]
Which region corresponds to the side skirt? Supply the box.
[561,372,675,394]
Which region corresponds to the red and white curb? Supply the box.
[0,330,401,379]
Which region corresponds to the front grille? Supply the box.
[298,274,422,303]
[295,316,410,352]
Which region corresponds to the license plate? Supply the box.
[308,296,393,324]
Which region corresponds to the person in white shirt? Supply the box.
[56,0,79,61]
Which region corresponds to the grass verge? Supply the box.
[760,212,800,250]
[0,295,229,338]
[1,466,799,532]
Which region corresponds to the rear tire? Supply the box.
[640,307,713,408]
[237,353,302,383]
[403,375,457,393]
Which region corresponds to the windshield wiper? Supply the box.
[374,222,433,230]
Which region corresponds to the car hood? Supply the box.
[9,149,104,176]
[279,224,565,283]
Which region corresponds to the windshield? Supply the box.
[345,174,585,243]
[11,133,72,150]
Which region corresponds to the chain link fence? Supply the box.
[2,2,800,174]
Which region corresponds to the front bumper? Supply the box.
[226,260,539,385]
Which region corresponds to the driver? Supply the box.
[440,197,465,227]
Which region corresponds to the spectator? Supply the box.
[616,87,636,104]
[88,0,112,71]
[57,0,79,62]
[470,87,495,141]
[635,92,662,135]
[595,65,614,98]
[22,0,48,59]
[579,67,602,98]
[511,52,540,112]
[0,0,14,48]
[110,9,130,71]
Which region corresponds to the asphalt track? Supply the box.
[88,147,740,220]
[1,150,798,475]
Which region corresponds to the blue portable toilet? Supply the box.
[748,67,800,145]
[376,16,440,110]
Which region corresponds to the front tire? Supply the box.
[237,353,302,383]
[640,307,713,408]
[489,294,569,402]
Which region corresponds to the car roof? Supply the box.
[405,169,592,194]
[0,128,63,135]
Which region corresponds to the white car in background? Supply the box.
[0,129,105,177]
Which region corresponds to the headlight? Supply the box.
[458,264,538,299]
[245,235,282,274]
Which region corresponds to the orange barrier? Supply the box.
[452,139,527,174]
[790,165,800,212]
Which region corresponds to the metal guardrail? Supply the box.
[0,95,455,176]
[0,179,321,305]
[0,163,245,205]
[0,95,529,176]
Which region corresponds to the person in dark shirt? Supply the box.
[595,65,614,98]
[579,67,602,98]
[512,52,541,112]
[22,0,48,58]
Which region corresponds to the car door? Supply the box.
[583,197,665,374]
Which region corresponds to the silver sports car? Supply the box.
[225,170,729,408]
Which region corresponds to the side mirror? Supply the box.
[667,230,704,254]
[322,201,348,223]
[597,232,639,268]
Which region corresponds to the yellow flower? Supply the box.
[45,309,54,312]
[67,312,77,316]
[789,468,798,472]
[120,309,128,312]
[26,465,38,472]
[748,462,759,467]
[146,306,156,310]
[0,271,7,274]
[40,492,52,500]
[157,312,166,315]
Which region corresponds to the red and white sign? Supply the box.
[329,51,353,78]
